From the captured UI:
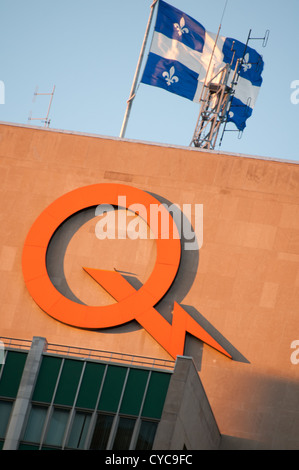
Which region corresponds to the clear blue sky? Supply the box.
[0,0,298,161]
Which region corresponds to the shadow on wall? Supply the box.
[218,370,299,450]
[151,193,248,366]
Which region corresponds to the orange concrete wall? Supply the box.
[1,122,299,449]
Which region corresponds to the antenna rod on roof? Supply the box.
[192,0,229,116]
[190,0,229,148]
[28,85,55,128]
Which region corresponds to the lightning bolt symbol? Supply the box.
[83,267,231,360]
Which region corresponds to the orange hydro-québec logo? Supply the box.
[22,183,231,359]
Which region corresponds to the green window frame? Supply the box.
[32,356,62,403]
[97,365,127,413]
[0,351,27,398]
[141,371,171,419]
[0,400,13,439]
[54,359,83,406]
[75,362,106,409]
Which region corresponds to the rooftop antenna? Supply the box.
[218,29,269,147]
[191,21,269,150]
[28,85,55,128]
[191,58,237,150]
[190,0,229,149]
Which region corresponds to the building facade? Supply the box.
[1,122,299,450]
[0,338,220,450]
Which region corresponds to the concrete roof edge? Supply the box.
[0,120,298,166]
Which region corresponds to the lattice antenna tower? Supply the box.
[191,29,269,150]
[28,85,56,128]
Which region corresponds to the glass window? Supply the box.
[67,411,91,449]
[32,356,62,403]
[54,360,83,406]
[141,371,171,419]
[98,365,127,413]
[76,362,105,409]
[112,416,136,450]
[135,420,158,450]
[44,408,69,447]
[0,400,13,439]
[120,368,149,416]
[89,413,114,450]
[0,351,27,398]
[22,405,48,444]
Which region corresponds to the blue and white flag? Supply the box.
[141,0,264,131]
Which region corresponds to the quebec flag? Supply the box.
[141,0,264,131]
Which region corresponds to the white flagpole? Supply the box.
[119,0,159,139]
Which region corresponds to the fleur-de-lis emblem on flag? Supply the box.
[242,53,252,72]
[174,17,189,36]
[162,66,179,86]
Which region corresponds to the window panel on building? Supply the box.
[67,411,91,449]
[54,360,84,406]
[112,416,136,450]
[141,371,171,419]
[22,405,48,444]
[44,408,70,447]
[32,356,62,403]
[0,351,27,399]
[89,413,114,450]
[0,400,13,440]
[97,365,127,413]
[135,419,158,450]
[75,362,106,409]
[120,368,149,416]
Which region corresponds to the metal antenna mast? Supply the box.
[191,28,269,150]
[28,85,56,128]
[218,29,269,147]
[191,61,237,149]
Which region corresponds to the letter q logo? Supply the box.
[22,184,231,359]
